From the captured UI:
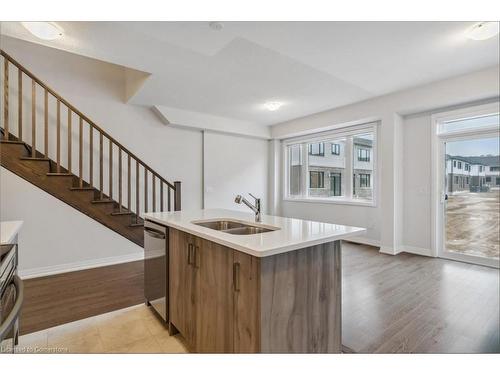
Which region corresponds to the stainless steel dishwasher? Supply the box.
[144,220,168,322]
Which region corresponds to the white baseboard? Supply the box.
[400,245,433,257]
[379,246,399,255]
[344,236,380,248]
[18,252,144,279]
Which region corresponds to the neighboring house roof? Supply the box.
[446,154,500,167]
[462,155,500,167]
[353,138,373,147]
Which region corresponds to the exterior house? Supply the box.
[307,137,373,199]
[446,155,500,193]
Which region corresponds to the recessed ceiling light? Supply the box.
[21,22,64,40]
[209,22,223,31]
[465,22,499,41]
[263,101,284,111]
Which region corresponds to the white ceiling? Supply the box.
[1,21,498,126]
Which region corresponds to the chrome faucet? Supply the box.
[234,193,261,222]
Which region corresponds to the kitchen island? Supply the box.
[144,209,365,353]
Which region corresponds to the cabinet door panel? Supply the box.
[169,229,197,351]
[196,238,234,353]
[233,251,260,353]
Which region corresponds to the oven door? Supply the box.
[144,221,168,322]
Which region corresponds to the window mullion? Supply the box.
[301,143,309,197]
[345,136,353,199]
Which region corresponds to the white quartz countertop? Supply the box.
[1,220,23,245]
[144,209,365,257]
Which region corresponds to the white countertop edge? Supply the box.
[144,212,366,258]
[0,220,24,245]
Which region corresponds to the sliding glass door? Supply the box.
[443,137,499,267]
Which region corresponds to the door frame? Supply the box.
[431,102,500,268]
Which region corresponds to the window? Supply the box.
[331,143,340,155]
[357,148,370,162]
[454,176,459,184]
[453,160,457,167]
[466,177,470,184]
[486,176,492,182]
[491,166,500,172]
[309,171,324,188]
[439,114,500,134]
[330,173,342,196]
[284,123,377,204]
[287,144,302,196]
[479,166,484,172]
[359,174,371,188]
[457,161,462,169]
[497,177,500,185]
[308,143,324,156]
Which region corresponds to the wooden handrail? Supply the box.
[0,49,175,190]
[1,49,181,216]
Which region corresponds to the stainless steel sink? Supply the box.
[192,219,278,235]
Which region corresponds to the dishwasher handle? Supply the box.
[144,227,166,239]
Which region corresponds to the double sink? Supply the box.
[192,219,279,235]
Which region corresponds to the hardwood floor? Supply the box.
[20,260,144,335]
[17,243,499,353]
[342,242,500,353]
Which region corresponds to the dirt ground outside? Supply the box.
[446,189,500,259]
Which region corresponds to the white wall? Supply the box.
[1,37,271,275]
[402,114,432,253]
[272,66,500,254]
[203,132,269,212]
[1,168,143,278]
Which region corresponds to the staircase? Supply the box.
[0,50,181,247]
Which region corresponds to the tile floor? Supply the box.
[14,304,188,354]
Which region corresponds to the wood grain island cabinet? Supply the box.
[168,227,342,353]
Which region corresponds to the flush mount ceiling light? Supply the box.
[21,22,64,40]
[263,101,284,111]
[209,22,223,31]
[465,22,499,40]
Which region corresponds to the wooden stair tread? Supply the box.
[46,172,74,177]
[20,157,50,161]
[91,199,115,204]
[110,211,133,216]
[0,139,25,144]
[129,222,144,227]
[69,187,95,191]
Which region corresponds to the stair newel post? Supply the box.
[89,125,93,186]
[168,186,171,211]
[160,182,164,212]
[152,175,156,212]
[67,108,72,173]
[44,90,48,157]
[31,79,36,158]
[174,181,182,211]
[118,147,122,212]
[99,132,103,200]
[3,58,8,140]
[109,139,113,200]
[78,117,83,188]
[144,168,148,213]
[135,160,140,224]
[56,99,61,171]
[18,68,22,141]
[127,154,131,213]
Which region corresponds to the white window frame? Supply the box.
[282,122,378,207]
